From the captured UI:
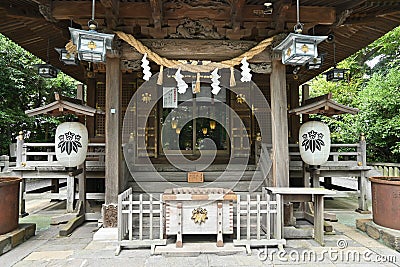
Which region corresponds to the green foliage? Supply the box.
[0,34,78,155]
[355,68,400,162]
[309,26,400,163]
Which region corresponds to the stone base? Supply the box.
[356,218,400,252]
[154,241,246,256]
[93,227,118,241]
[0,223,36,256]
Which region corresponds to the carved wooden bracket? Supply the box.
[101,0,120,30]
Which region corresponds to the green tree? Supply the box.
[355,68,400,162]
[309,26,400,162]
[0,34,78,155]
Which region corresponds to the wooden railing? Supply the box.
[255,138,367,176]
[14,140,105,169]
[116,188,166,255]
[234,191,286,254]
[369,163,400,177]
[288,141,366,169]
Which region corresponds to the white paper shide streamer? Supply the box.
[211,68,221,95]
[240,57,252,82]
[141,53,152,81]
[174,68,188,94]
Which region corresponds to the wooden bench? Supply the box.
[265,187,335,245]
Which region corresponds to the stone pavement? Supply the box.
[1,197,400,266]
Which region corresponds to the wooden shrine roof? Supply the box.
[25,93,104,117]
[289,93,359,116]
[1,1,400,83]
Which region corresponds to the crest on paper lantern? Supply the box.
[299,121,330,166]
[56,122,88,167]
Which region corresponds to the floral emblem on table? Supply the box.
[58,131,82,155]
[302,130,325,153]
[191,207,208,224]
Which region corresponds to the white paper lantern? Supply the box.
[299,121,330,166]
[55,122,88,167]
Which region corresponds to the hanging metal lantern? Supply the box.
[306,55,324,70]
[299,121,330,166]
[35,64,58,78]
[55,48,78,66]
[325,67,347,82]
[55,122,88,168]
[69,27,114,63]
[273,33,327,66]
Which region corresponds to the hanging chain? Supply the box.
[88,0,98,30]
[294,0,303,33]
[91,0,95,21]
[333,41,337,66]
[47,38,50,63]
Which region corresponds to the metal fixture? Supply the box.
[68,0,114,63]
[273,0,327,65]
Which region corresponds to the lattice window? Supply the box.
[121,80,137,141]
[96,82,106,136]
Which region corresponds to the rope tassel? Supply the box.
[157,65,164,85]
[230,67,236,87]
[193,72,201,93]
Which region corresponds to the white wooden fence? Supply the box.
[233,192,286,254]
[369,163,400,177]
[16,142,105,168]
[116,188,167,255]
[116,188,286,255]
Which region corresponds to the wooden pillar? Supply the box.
[357,133,369,212]
[301,84,310,122]
[270,60,289,187]
[103,55,122,227]
[66,174,75,213]
[86,78,96,139]
[288,81,300,144]
[302,84,310,187]
[78,161,86,214]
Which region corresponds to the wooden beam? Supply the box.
[51,2,336,25]
[270,59,289,187]
[101,0,119,30]
[105,56,122,204]
[38,1,57,23]
[150,0,163,29]
[230,0,246,31]
[0,2,42,19]
[120,39,271,62]
[272,0,292,32]
[285,6,336,25]
[59,214,85,236]
[30,0,48,4]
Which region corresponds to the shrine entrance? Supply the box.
[160,84,229,158]
[124,68,264,167]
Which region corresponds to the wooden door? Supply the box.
[136,81,158,158]
[230,89,251,158]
